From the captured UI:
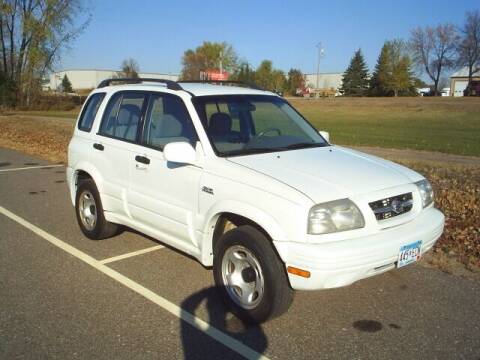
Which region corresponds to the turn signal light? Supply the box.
[287,266,311,278]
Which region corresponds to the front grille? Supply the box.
[369,192,413,221]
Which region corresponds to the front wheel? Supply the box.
[213,225,293,323]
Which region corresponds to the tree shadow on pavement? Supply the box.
[180,286,268,360]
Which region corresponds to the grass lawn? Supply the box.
[2,108,80,119]
[290,97,480,157]
[2,97,480,156]
[0,116,74,163]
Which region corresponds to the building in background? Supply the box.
[47,69,179,92]
[304,72,343,96]
[47,69,344,96]
[450,67,480,97]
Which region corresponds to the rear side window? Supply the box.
[99,92,147,142]
[78,93,105,132]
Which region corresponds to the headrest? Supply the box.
[209,112,232,135]
[160,114,183,136]
[117,104,141,125]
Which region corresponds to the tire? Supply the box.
[75,178,118,240]
[213,225,293,323]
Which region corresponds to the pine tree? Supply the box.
[61,74,73,93]
[391,56,414,96]
[340,49,369,96]
[370,40,415,96]
[369,43,392,96]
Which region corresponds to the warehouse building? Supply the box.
[47,69,344,96]
[47,69,179,92]
[450,67,480,97]
[305,72,343,93]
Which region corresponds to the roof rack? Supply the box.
[178,80,265,91]
[96,78,266,93]
[97,78,182,90]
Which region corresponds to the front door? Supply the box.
[128,92,202,251]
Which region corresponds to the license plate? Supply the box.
[397,240,422,268]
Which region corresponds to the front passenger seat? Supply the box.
[209,112,233,141]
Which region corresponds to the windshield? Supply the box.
[193,95,328,157]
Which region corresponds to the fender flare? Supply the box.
[199,200,288,266]
[70,162,105,205]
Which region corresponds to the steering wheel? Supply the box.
[257,127,282,137]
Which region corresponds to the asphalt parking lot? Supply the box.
[1,147,479,359]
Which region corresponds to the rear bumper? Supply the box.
[275,207,444,290]
[66,166,75,206]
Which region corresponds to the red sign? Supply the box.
[204,70,229,81]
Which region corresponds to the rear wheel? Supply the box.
[213,225,293,323]
[75,179,118,240]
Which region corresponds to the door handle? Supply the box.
[93,143,104,151]
[135,155,150,165]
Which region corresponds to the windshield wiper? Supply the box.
[223,143,326,157]
[284,142,325,150]
[225,147,279,156]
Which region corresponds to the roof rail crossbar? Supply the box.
[97,78,182,90]
[177,80,265,91]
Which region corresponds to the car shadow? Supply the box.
[180,286,268,359]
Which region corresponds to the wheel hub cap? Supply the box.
[78,190,97,231]
[221,245,265,309]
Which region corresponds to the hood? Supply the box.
[228,146,422,203]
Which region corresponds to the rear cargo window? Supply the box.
[78,93,106,132]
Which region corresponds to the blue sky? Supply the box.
[61,0,479,75]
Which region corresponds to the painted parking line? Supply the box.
[99,245,164,264]
[0,164,64,173]
[0,205,269,360]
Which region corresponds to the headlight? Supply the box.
[308,199,365,235]
[415,179,434,208]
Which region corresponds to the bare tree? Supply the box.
[409,24,458,95]
[118,58,140,78]
[0,0,90,105]
[457,10,480,96]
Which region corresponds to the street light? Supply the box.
[316,42,324,95]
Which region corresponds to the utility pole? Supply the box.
[316,42,324,96]
[219,50,223,79]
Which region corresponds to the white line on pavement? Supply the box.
[99,245,164,264]
[0,164,64,173]
[0,205,269,360]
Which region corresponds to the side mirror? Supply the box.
[319,130,330,143]
[163,142,196,165]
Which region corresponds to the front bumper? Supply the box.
[275,207,444,290]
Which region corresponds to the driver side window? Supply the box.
[142,94,197,150]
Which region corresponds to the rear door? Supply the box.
[68,92,106,200]
[128,92,202,250]
[70,91,106,165]
[91,91,148,216]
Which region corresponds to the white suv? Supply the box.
[67,79,445,323]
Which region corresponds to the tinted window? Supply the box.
[99,92,146,141]
[142,94,197,149]
[205,101,241,132]
[78,93,105,131]
[193,95,327,156]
